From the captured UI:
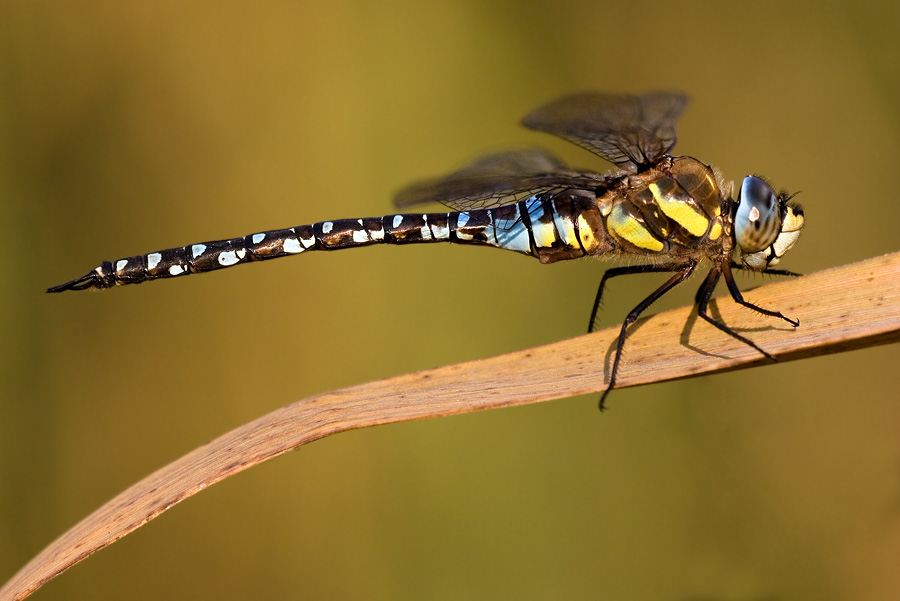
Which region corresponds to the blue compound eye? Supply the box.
[735,176,781,253]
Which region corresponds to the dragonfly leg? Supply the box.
[598,261,696,411]
[588,263,694,333]
[694,265,784,363]
[721,262,799,327]
[730,261,802,278]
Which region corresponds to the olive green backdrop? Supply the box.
[1,1,898,600]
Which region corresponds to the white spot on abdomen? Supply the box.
[322,221,333,234]
[115,259,128,272]
[251,233,265,244]
[169,264,186,276]
[431,223,450,240]
[420,215,432,240]
[352,229,369,243]
[218,251,241,266]
[393,215,403,228]
[283,238,303,253]
[191,244,207,258]
[147,253,162,270]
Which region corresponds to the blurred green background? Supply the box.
[2,1,899,599]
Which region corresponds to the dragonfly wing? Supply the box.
[520,92,688,173]
[394,149,607,211]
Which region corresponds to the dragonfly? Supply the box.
[48,92,805,408]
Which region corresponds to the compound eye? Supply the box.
[735,176,781,253]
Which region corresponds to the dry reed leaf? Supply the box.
[3,252,899,601]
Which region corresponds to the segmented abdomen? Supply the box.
[48,192,611,291]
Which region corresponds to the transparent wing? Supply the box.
[521,92,688,173]
[394,148,608,210]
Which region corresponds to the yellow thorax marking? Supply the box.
[649,182,709,237]
[608,204,664,252]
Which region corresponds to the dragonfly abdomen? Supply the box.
[47,194,607,292]
[48,213,457,291]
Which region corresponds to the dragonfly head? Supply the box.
[734,175,804,270]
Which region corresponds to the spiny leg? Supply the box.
[721,262,799,327]
[588,263,695,333]
[730,262,802,278]
[694,266,779,361]
[598,261,697,411]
